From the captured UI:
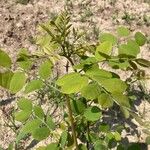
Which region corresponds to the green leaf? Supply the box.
[8,143,13,150]
[71,99,86,115]
[127,144,140,150]
[99,123,110,133]
[46,116,55,130]
[146,136,150,145]
[15,111,31,122]
[78,144,87,150]
[95,41,112,61]
[100,33,117,45]
[117,145,125,150]
[25,80,44,94]
[108,59,130,69]
[85,66,113,79]
[56,73,89,94]
[135,32,147,46]
[36,146,46,150]
[84,106,101,122]
[33,106,45,119]
[0,49,12,68]
[18,59,32,71]
[98,93,113,108]
[17,98,32,111]
[135,59,150,67]
[16,119,42,143]
[32,127,50,141]
[9,72,27,93]
[45,143,59,150]
[39,60,52,80]
[120,107,130,118]
[94,141,107,150]
[81,83,101,100]
[119,40,140,57]
[112,93,130,108]
[17,49,32,70]
[113,132,121,141]
[95,78,127,93]
[60,131,68,148]
[0,71,13,89]
[117,26,130,37]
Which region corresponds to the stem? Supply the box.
[66,95,78,150]
[86,121,90,149]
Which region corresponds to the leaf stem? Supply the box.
[66,94,79,150]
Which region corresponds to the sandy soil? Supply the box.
[0,0,150,149]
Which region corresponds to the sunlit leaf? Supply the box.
[33,106,45,119]
[15,111,31,122]
[25,80,44,94]
[17,98,32,111]
[117,26,130,37]
[95,41,112,61]
[100,33,117,45]
[46,116,55,130]
[0,71,13,89]
[135,32,147,46]
[39,60,52,80]
[10,72,27,93]
[32,127,50,141]
[119,40,140,57]
[0,49,12,68]
[56,73,89,94]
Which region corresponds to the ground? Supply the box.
[0,0,150,149]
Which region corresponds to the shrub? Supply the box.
[0,11,150,150]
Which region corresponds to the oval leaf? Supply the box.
[56,73,89,94]
[84,106,101,121]
[17,98,32,111]
[33,106,45,119]
[32,127,50,141]
[0,49,12,68]
[100,33,117,45]
[135,32,146,46]
[117,26,130,37]
[25,80,43,94]
[10,72,27,93]
[0,71,13,89]
[39,60,52,80]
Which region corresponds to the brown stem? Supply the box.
[66,95,79,150]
